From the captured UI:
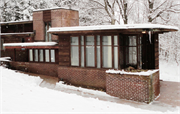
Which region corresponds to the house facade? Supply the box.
[0,8,178,103]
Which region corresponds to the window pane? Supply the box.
[128,36,136,46]
[114,47,118,69]
[86,46,95,67]
[97,46,100,68]
[39,49,44,62]
[71,46,79,66]
[86,36,94,45]
[114,36,118,46]
[81,46,84,67]
[103,36,111,45]
[71,37,79,45]
[49,22,51,41]
[29,49,33,61]
[51,50,55,62]
[103,46,112,68]
[34,49,38,62]
[45,49,50,62]
[126,47,137,65]
[97,35,100,45]
[45,23,48,42]
[81,36,84,45]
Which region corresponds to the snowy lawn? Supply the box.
[0,60,180,114]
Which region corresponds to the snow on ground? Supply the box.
[0,61,180,114]
[159,60,180,82]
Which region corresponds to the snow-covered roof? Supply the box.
[3,42,57,47]
[0,20,33,25]
[33,7,78,12]
[0,57,11,62]
[0,32,34,36]
[106,69,159,76]
[48,24,178,33]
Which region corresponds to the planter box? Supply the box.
[106,70,160,104]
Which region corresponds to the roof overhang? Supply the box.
[48,24,179,35]
[0,20,33,25]
[0,32,34,37]
[3,42,59,49]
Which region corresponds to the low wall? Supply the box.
[10,62,58,77]
[106,71,160,104]
[58,67,106,89]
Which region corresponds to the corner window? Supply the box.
[45,22,52,42]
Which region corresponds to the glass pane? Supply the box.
[29,49,33,61]
[45,49,50,62]
[103,46,112,68]
[45,23,48,42]
[81,36,84,45]
[97,46,100,68]
[114,35,118,46]
[103,36,111,45]
[86,46,95,67]
[128,36,136,46]
[51,50,55,62]
[49,22,51,41]
[34,49,38,62]
[71,36,79,45]
[71,46,79,66]
[97,35,100,45]
[81,46,84,67]
[86,36,94,45]
[114,47,118,69]
[126,47,137,65]
[39,49,44,62]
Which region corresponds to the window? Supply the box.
[45,22,52,42]
[86,36,95,67]
[29,49,33,61]
[45,49,50,62]
[102,36,112,68]
[71,36,79,66]
[29,49,56,63]
[51,50,55,62]
[70,35,119,69]
[120,35,142,69]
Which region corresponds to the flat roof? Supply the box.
[0,20,33,25]
[3,42,57,47]
[33,7,78,12]
[48,24,178,34]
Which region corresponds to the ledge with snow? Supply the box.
[105,69,160,104]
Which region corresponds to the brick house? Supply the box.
[0,8,178,103]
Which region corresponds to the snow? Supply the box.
[0,61,179,113]
[106,69,159,76]
[159,60,180,82]
[33,7,78,12]
[3,42,57,47]
[48,24,179,33]
[0,57,11,62]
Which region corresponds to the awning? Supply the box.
[3,42,59,49]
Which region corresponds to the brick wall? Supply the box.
[106,71,160,104]
[10,62,58,77]
[33,11,44,41]
[58,67,106,89]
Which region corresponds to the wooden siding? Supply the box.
[59,35,70,66]
[154,34,159,69]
